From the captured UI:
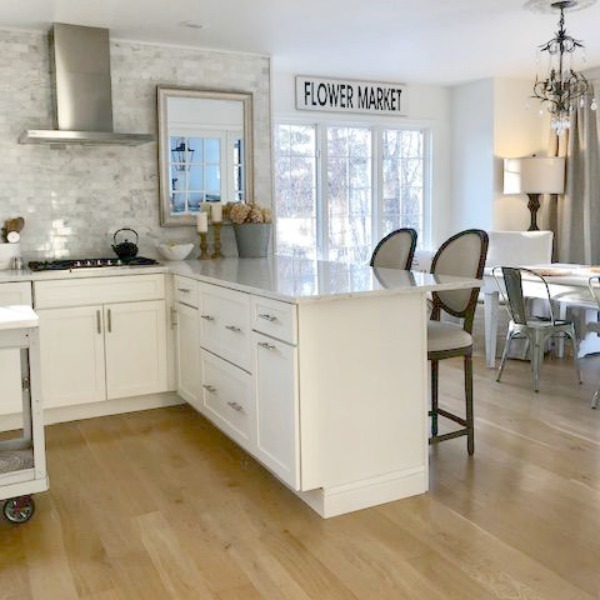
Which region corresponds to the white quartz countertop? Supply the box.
[167,256,482,303]
[0,257,481,303]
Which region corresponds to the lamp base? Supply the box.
[527,193,541,231]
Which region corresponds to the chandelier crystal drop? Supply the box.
[531,0,596,135]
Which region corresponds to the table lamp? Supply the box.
[503,156,565,231]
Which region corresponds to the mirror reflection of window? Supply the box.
[169,135,225,213]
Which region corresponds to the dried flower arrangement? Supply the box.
[224,202,273,225]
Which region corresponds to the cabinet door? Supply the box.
[104,300,168,400]
[37,306,106,408]
[254,333,300,489]
[175,302,201,412]
[200,350,253,452]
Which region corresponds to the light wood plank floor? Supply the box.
[2,353,600,599]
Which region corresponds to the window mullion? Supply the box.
[317,125,328,260]
[372,126,381,248]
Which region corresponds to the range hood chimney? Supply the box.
[19,23,154,146]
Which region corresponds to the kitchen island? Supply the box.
[0,257,480,517]
[167,257,480,517]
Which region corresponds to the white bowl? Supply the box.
[156,243,194,261]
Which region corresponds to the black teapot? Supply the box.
[112,228,139,259]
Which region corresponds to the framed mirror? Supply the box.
[157,86,254,226]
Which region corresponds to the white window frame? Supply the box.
[273,117,432,259]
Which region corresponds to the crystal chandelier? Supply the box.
[530,0,597,135]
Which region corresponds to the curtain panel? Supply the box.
[555,81,600,264]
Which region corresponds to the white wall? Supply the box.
[271,71,452,248]
[450,79,495,233]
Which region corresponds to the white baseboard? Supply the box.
[296,467,427,518]
[0,391,183,432]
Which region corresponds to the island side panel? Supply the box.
[297,291,428,493]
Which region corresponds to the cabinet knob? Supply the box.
[258,341,276,351]
[258,313,277,322]
[177,287,191,293]
[202,384,216,393]
[200,315,214,321]
[227,401,243,413]
[225,325,241,333]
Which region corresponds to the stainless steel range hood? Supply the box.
[19,24,154,146]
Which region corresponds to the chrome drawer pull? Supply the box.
[202,384,216,393]
[258,341,276,351]
[177,287,191,293]
[200,315,214,321]
[225,325,241,333]
[227,401,243,412]
[258,313,277,322]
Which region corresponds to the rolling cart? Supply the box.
[0,305,48,523]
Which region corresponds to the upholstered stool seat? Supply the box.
[427,321,473,353]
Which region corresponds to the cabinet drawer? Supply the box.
[174,276,199,308]
[201,350,253,451]
[199,283,251,371]
[0,281,32,307]
[34,274,165,309]
[251,296,297,345]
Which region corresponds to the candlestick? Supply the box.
[196,212,208,233]
[198,232,210,260]
[211,222,223,259]
[211,203,223,223]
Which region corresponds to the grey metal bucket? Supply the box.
[233,223,271,258]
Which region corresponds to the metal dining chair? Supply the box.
[370,228,418,270]
[587,276,600,408]
[492,266,581,392]
[428,229,488,455]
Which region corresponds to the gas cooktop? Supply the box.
[28,257,161,272]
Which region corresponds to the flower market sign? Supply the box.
[295,76,408,116]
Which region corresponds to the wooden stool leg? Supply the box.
[465,354,474,455]
[431,360,439,437]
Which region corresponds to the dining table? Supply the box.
[483,263,600,368]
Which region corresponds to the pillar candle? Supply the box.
[196,212,208,233]
[211,203,223,223]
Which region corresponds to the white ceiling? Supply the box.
[1,0,599,86]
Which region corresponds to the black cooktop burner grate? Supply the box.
[28,257,161,272]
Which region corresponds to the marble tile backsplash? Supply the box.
[0,29,272,261]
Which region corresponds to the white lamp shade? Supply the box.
[503,157,565,195]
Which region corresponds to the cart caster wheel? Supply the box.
[3,496,35,524]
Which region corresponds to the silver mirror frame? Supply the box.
[157,86,254,227]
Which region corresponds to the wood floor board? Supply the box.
[3,352,600,598]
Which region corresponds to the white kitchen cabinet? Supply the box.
[0,282,32,416]
[104,300,168,400]
[34,275,168,409]
[37,306,106,407]
[254,331,299,489]
[200,349,254,452]
[173,275,201,412]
